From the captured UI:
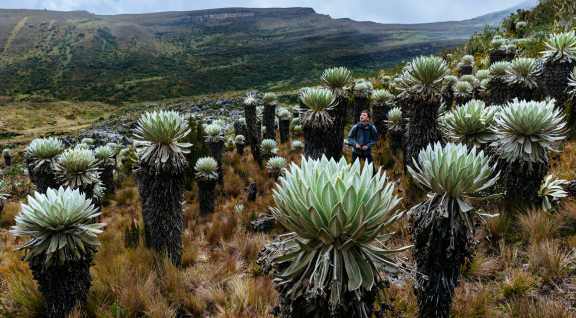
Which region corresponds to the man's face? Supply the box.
[360,112,369,123]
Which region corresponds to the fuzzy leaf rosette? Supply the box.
[25,137,65,173]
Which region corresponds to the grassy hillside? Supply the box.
[0,6,524,103]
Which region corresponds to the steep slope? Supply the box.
[0,6,523,102]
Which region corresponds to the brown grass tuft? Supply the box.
[519,209,558,244]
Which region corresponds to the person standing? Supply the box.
[347,110,378,163]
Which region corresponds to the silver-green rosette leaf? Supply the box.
[53,148,101,189]
[25,137,65,173]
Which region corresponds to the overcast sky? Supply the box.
[0,0,530,23]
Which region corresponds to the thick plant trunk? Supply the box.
[234,120,247,137]
[244,104,263,166]
[405,98,443,166]
[136,168,184,266]
[0,200,5,215]
[389,128,404,152]
[442,89,454,109]
[488,78,510,105]
[29,255,93,318]
[208,140,225,184]
[372,103,390,139]
[411,197,473,318]
[198,180,217,216]
[542,61,574,109]
[3,153,11,166]
[27,161,58,193]
[303,125,330,160]
[504,160,548,208]
[508,84,542,102]
[454,95,472,107]
[101,165,115,195]
[236,144,245,155]
[264,104,277,140]
[325,95,347,160]
[247,182,257,201]
[279,120,290,144]
[489,49,515,64]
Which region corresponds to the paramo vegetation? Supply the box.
[3,0,576,317]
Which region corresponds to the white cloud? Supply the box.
[3,0,527,23]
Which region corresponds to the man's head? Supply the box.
[360,111,370,124]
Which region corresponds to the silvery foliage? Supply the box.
[53,148,101,189]
[94,145,115,166]
[321,66,354,91]
[0,179,9,201]
[353,79,374,98]
[491,99,567,164]
[268,156,408,310]
[440,100,498,146]
[460,74,479,87]
[398,56,449,101]
[386,107,403,130]
[489,61,511,79]
[542,31,576,64]
[291,140,304,151]
[194,157,219,181]
[234,135,246,145]
[443,75,458,90]
[263,92,278,105]
[505,58,542,89]
[408,143,499,232]
[461,55,475,66]
[81,138,95,146]
[371,89,395,106]
[243,92,258,106]
[10,187,104,265]
[133,110,192,173]
[277,108,292,121]
[25,137,65,172]
[539,175,569,211]
[266,156,288,175]
[568,67,576,99]
[204,123,225,143]
[475,70,490,82]
[261,139,278,156]
[299,87,336,129]
[453,81,474,98]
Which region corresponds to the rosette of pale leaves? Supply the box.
[263,92,278,105]
[133,111,192,173]
[443,75,458,89]
[399,56,449,100]
[321,67,354,91]
[0,179,9,201]
[568,67,576,99]
[266,156,287,176]
[408,143,499,230]
[371,89,395,106]
[353,79,374,98]
[461,55,475,66]
[25,137,65,172]
[243,92,258,106]
[475,70,490,82]
[505,58,542,89]
[539,175,569,211]
[291,140,304,151]
[10,187,104,265]
[94,145,115,166]
[261,139,278,156]
[460,74,479,87]
[204,124,224,143]
[53,149,101,189]
[234,135,246,145]
[542,31,576,64]
[299,87,336,129]
[453,81,474,98]
[440,100,497,146]
[489,61,511,79]
[81,138,95,146]
[386,107,403,130]
[277,108,292,121]
[194,157,219,181]
[491,100,567,164]
[268,156,408,310]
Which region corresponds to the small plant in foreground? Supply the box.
[195,157,219,216]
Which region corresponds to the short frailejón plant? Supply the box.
[263,92,278,140]
[265,156,287,180]
[195,157,219,216]
[505,57,542,101]
[277,108,292,143]
[488,61,512,104]
[25,137,65,193]
[541,31,576,107]
[539,175,569,211]
[234,135,246,155]
[10,187,105,318]
[261,138,278,162]
[408,143,499,318]
[321,67,353,160]
[133,110,191,266]
[290,140,304,152]
[260,156,409,318]
[94,145,116,196]
[244,93,263,166]
[53,148,101,200]
[386,107,404,152]
[491,99,567,207]
[299,87,336,159]
[371,89,395,136]
[440,99,497,148]
[453,80,474,105]
[204,123,225,184]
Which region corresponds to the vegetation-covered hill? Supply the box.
[0,4,531,102]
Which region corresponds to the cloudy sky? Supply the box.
[0,0,530,23]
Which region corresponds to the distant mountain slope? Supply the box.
[0,6,527,102]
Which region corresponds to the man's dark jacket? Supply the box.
[347,123,378,154]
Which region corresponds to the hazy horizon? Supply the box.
[0,0,532,24]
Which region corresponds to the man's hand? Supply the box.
[362,145,368,150]
[355,144,361,149]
